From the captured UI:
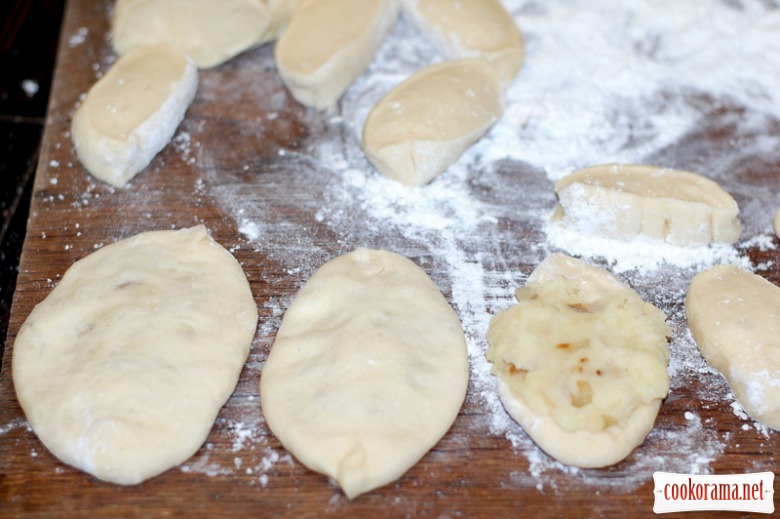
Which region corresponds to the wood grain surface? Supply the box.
[1,0,779,517]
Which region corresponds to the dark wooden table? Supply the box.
[1,0,778,516]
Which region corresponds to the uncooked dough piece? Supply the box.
[112,0,271,69]
[260,0,308,42]
[400,0,524,85]
[274,0,399,110]
[71,44,198,188]
[362,59,503,186]
[486,253,671,468]
[260,248,468,498]
[773,208,780,239]
[685,265,780,430]
[12,225,258,485]
[552,164,743,246]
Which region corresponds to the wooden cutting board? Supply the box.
[1,0,778,516]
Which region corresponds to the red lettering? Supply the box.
[657,474,770,509]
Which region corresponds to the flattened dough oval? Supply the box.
[486,253,670,468]
[260,248,468,498]
[112,0,271,68]
[71,44,198,187]
[553,164,742,246]
[400,0,524,84]
[12,225,258,484]
[274,0,399,110]
[362,59,503,186]
[685,264,780,430]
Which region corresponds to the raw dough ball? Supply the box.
[486,253,670,467]
[260,248,468,498]
[685,264,780,430]
[400,0,524,85]
[362,59,503,186]
[12,225,258,484]
[112,0,271,69]
[552,164,742,246]
[71,44,198,188]
[274,0,399,110]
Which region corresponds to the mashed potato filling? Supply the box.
[487,275,670,433]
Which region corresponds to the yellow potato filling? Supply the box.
[487,276,670,433]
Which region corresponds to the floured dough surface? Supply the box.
[260,248,468,498]
[552,163,742,246]
[685,264,780,430]
[71,44,198,187]
[274,0,398,110]
[486,253,670,467]
[112,0,271,68]
[401,0,524,85]
[362,59,503,186]
[12,225,258,485]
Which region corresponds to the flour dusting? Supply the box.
[0,418,31,436]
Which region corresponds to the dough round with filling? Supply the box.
[260,248,468,498]
[71,44,198,188]
[12,225,258,485]
[362,59,503,186]
[112,0,271,69]
[400,0,524,85]
[486,253,670,468]
[274,0,398,110]
[685,264,780,430]
[552,163,742,246]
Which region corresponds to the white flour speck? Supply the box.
[238,219,261,241]
[21,80,39,97]
[68,27,89,48]
[0,418,30,436]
